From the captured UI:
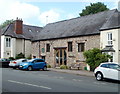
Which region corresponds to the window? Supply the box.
[101,64,109,68]
[78,43,85,52]
[29,29,32,32]
[6,38,11,47]
[107,33,112,45]
[46,44,50,52]
[35,59,44,63]
[108,64,120,70]
[68,42,72,52]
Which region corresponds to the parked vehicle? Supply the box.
[9,59,27,69]
[0,58,11,68]
[94,62,120,81]
[19,58,47,71]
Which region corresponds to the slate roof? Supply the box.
[1,23,43,40]
[33,9,118,41]
[1,9,119,42]
[100,10,120,30]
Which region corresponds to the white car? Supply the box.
[9,59,27,69]
[94,62,120,81]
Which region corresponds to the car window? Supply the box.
[36,59,44,63]
[108,64,120,70]
[22,60,27,62]
[101,64,109,68]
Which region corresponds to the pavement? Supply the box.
[48,68,94,77]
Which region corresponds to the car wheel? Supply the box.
[96,72,103,81]
[43,66,47,71]
[13,67,16,69]
[28,66,33,71]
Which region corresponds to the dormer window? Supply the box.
[107,33,112,45]
[29,29,32,32]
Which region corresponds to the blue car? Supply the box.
[19,58,47,71]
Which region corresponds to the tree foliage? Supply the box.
[79,2,109,16]
[0,19,14,28]
[83,48,111,71]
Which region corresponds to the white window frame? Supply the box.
[107,33,112,45]
[6,38,11,47]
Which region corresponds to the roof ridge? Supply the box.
[23,24,43,28]
[46,9,117,26]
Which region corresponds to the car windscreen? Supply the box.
[27,59,35,62]
[109,64,120,70]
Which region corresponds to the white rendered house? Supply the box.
[0,18,42,58]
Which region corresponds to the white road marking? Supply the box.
[59,77,64,79]
[73,79,78,81]
[8,80,24,84]
[8,80,52,90]
[72,79,82,82]
[93,82,106,85]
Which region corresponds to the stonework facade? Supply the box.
[32,35,100,69]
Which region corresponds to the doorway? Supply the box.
[55,48,67,67]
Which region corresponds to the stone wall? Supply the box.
[32,35,100,69]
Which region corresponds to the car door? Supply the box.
[100,64,110,78]
[107,64,119,80]
[36,59,45,69]
[32,60,39,69]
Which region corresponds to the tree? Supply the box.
[0,19,14,28]
[83,48,111,71]
[79,2,109,16]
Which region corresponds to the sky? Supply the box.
[0,0,119,27]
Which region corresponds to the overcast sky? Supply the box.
[0,0,119,27]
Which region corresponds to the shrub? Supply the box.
[9,57,15,60]
[60,65,68,69]
[26,55,32,59]
[15,53,25,59]
[83,48,111,71]
[47,64,51,68]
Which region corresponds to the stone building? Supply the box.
[32,9,118,69]
[0,9,120,70]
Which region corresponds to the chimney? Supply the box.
[14,17,23,34]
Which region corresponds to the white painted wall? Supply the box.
[1,35,12,58]
[1,35,5,58]
[11,38,16,58]
[1,36,32,58]
[100,28,119,63]
[25,40,31,58]
[118,29,120,63]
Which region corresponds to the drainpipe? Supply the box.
[39,41,40,58]
[24,39,25,57]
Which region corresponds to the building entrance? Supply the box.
[54,48,67,67]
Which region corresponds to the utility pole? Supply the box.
[46,16,48,25]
